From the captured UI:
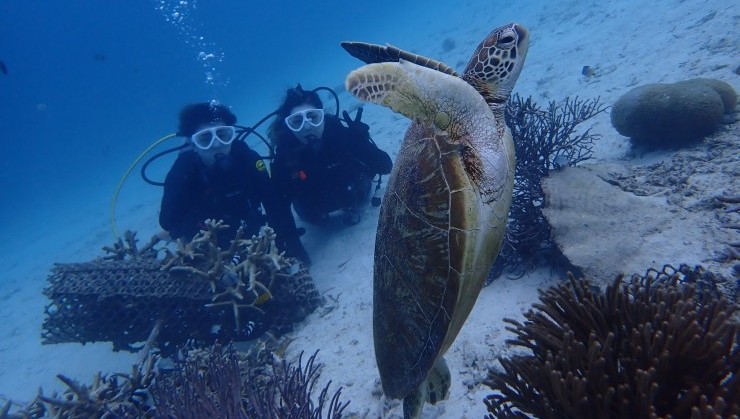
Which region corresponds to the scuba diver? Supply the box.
[268,84,393,226]
[159,102,311,265]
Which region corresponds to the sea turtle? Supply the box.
[342,23,529,418]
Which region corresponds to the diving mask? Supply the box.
[284,108,324,132]
[191,125,236,150]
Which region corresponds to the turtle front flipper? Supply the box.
[345,60,490,141]
[402,357,451,419]
[341,41,459,76]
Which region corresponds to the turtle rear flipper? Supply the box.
[341,41,459,77]
[402,357,451,419]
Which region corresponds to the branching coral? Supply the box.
[7,325,161,418]
[8,340,348,418]
[43,220,321,352]
[166,220,293,331]
[484,273,739,418]
[489,95,607,280]
[101,230,160,261]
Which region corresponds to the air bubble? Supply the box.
[156,0,226,87]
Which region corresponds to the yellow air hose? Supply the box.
[110,133,177,239]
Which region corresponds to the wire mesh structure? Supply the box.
[42,223,322,355]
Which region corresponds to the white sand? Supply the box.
[0,0,736,417]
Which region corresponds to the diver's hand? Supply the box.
[343,108,370,137]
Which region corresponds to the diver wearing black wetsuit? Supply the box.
[160,102,310,264]
[269,85,392,225]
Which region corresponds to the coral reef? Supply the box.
[164,220,314,334]
[151,345,348,419]
[484,271,739,418]
[678,78,738,113]
[611,78,735,147]
[3,325,161,417]
[101,229,160,261]
[241,350,348,418]
[42,220,322,354]
[489,95,606,280]
[4,339,347,418]
[151,344,247,418]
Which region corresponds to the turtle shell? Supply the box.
[373,120,513,398]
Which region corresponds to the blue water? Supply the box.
[0,0,473,243]
[1,0,738,413]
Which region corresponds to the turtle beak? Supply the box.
[512,24,529,47]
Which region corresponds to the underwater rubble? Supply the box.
[541,122,739,295]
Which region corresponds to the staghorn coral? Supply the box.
[489,95,607,280]
[484,273,739,418]
[167,220,293,332]
[42,220,322,353]
[101,230,161,261]
[5,325,162,418]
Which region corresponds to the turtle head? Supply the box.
[462,23,529,105]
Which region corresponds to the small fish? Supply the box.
[254,291,272,305]
[244,320,255,336]
[0,61,7,75]
[273,336,295,357]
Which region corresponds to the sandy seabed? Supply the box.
[0,0,737,417]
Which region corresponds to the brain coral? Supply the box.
[610,78,735,147]
[678,77,738,113]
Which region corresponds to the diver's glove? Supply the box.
[343,108,370,138]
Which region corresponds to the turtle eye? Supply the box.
[496,28,518,48]
[497,35,515,46]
